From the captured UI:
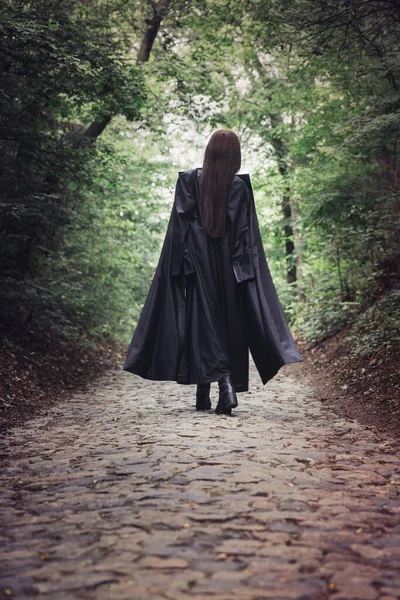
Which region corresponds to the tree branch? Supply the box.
[82,0,172,142]
[137,0,171,63]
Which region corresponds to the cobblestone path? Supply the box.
[1,360,400,600]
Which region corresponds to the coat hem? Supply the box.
[122,365,249,392]
[258,356,303,385]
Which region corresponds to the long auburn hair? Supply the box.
[201,129,241,238]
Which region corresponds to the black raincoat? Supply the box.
[123,168,302,392]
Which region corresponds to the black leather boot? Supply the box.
[215,373,238,415]
[196,383,211,410]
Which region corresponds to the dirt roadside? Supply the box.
[295,333,400,438]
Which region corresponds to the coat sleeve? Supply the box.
[170,173,196,277]
[232,183,256,283]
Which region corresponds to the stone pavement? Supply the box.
[1,359,400,600]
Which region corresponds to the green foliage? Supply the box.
[294,297,360,343]
[0,0,147,342]
[1,0,399,351]
[345,290,400,358]
[41,125,180,341]
[0,0,146,275]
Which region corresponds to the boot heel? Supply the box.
[216,374,238,414]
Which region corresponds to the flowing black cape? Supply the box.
[123,168,302,391]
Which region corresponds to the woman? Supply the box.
[123,129,302,415]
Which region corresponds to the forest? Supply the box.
[1,0,399,430]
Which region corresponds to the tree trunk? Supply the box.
[269,129,297,286]
[137,0,171,63]
[253,55,297,286]
[289,150,305,301]
[335,229,345,301]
